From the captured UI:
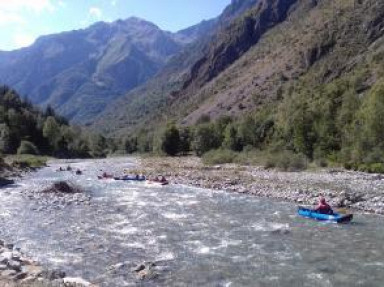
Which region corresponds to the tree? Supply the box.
[88,134,107,158]
[17,141,39,155]
[0,124,11,154]
[43,116,61,153]
[222,123,242,151]
[192,124,220,156]
[179,127,191,155]
[161,125,180,156]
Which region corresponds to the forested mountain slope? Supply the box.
[96,0,384,141]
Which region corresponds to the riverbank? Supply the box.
[138,156,384,214]
[0,155,49,186]
[0,239,94,286]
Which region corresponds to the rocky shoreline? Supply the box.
[138,156,384,215]
[0,166,93,286]
[0,239,95,287]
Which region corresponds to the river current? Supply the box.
[0,158,383,286]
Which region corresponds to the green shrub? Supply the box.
[202,149,238,165]
[264,151,308,171]
[17,141,39,155]
[367,163,384,173]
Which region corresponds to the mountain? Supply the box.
[93,0,264,134]
[94,0,384,139]
[0,17,189,123]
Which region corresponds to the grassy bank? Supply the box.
[5,154,50,169]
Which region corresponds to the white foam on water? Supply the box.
[250,222,290,232]
[121,242,146,249]
[214,239,243,250]
[162,212,190,220]
[196,246,211,254]
[156,251,175,261]
[115,226,139,235]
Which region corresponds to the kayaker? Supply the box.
[315,197,333,214]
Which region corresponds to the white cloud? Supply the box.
[0,10,26,26]
[0,0,55,13]
[89,7,102,19]
[111,0,117,6]
[13,33,36,48]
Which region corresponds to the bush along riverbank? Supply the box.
[138,157,384,215]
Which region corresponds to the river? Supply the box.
[0,158,383,286]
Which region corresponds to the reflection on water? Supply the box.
[0,158,383,286]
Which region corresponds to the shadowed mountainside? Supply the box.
[94,0,384,137]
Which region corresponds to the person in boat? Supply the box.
[315,197,333,215]
[159,175,167,183]
[66,165,72,171]
[75,169,82,175]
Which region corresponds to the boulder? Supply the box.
[42,181,83,194]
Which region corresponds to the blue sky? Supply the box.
[0,0,231,51]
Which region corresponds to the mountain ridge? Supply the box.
[0,17,195,123]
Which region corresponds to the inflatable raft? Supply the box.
[298,207,353,223]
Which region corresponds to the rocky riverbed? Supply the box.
[0,239,94,286]
[138,156,384,214]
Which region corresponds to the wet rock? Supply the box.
[5,243,14,250]
[23,265,43,277]
[7,259,21,271]
[41,269,66,280]
[0,177,15,186]
[132,263,146,272]
[1,269,17,278]
[13,271,28,280]
[133,262,159,281]
[0,264,7,270]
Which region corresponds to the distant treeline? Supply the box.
[0,86,109,158]
[117,76,384,173]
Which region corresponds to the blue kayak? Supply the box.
[298,207,353,223]
[114,175,146,181]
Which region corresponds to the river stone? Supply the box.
[13,272,28,280]
[1,251,12,260]
[8,259,21,271]
[64,277,93,286]
[0,264,7,270]
[41,269,66,280]
[5,243,14,250]
[22,265,43,277]
[1,269,17,277]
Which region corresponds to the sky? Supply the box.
[0,0,231,51]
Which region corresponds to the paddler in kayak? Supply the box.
[314,196,333,215]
